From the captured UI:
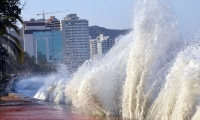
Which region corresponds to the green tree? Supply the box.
[6,52,57,76]
[0,0,24,62]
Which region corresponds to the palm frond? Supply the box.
[6,22,20,35]
[4,31,21,47]
[0,36,24,63]
[14,15,23,24]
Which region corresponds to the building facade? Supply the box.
[45,16,61,30]
[61,14,90,71]
[23,19,49,57]
[89,39,98,59]
[23,14,90,70]
[89,34,114,59]
[33,31,63,63]
[23,17,63,63]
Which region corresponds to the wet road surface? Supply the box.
[0,94,102,120]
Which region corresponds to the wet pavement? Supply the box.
[0,81,123,120]
[0,93,101,120]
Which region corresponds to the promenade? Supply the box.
[0,82,101,120]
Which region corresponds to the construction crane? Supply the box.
[37,10,70,20]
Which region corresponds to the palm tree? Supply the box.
[0,0,24,62]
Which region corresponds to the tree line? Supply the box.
[6,52,57,76]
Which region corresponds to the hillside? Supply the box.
[89,25,130,39]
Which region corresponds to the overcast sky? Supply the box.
[21,0,200,34]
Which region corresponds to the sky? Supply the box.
[170,0,200,35]
[20,0,200,33]
[20,0,134,29]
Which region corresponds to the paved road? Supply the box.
[0,81,102,120]
[0,80,121,120]
[0,94,101,120]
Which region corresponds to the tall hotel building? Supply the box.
[61,14,90,71]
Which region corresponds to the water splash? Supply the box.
[15,0,200,119]
[122,0,180,119]
[147,43,200,120]
[15,76,48,97]
[34,64,70,104]
[65,33,133,115]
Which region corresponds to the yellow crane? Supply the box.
[37,10,70,19]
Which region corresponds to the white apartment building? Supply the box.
[61,14,90,71]
[89,34,113,59]
[89,39,97,59]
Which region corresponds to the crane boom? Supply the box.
[37,10,70,19]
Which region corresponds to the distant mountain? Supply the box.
[89,25,131,39]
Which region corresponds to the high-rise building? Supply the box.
[45,16,61,30]
[89,39,98,59]
[23,16,63,63]
[23,18,49,57]
[61,14,90,71]
[89,34,114,59]
[33,31,63,63]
